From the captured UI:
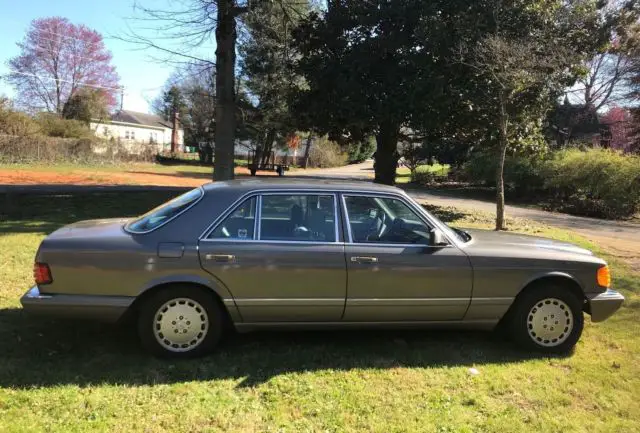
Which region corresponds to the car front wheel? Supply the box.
[508,284,584,354]
[137,286,223,358]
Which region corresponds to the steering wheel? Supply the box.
[375,211,388,240]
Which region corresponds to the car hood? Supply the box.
[462,228,593,256]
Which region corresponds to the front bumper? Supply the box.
[586,289,625,322]
[20,286,134,323]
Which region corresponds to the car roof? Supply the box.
[200,179,403,195]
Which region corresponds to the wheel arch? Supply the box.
[122,278,241,326]
[498,272,586,325]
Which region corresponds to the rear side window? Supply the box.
[260,194,336,242]
[126,188,203,233]
[208,197,257,240]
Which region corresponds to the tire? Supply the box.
[507,284,584,354]
[137,285,223,358]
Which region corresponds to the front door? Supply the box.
[341,194,472,321]
[199,193,346,322]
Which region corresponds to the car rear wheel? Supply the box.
[507,284,584,354]
[137,286,223,358]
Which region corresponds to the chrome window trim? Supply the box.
[198,188,459,247]
[203,195,258,241]
[340,192,457,248]
[258,191,339,244]
[199,189,340,243]
[125,186,205,235]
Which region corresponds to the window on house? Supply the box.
[131,130,135,140]
[103,126,108,136]
[149,132,155,143]
[124,130,130,139]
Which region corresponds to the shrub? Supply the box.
[308,137,348,168]
[543,149,640,219]
[410,164,450,185]
[463,151,546,195]
[34,113,93,139]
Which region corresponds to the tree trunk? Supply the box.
[213,0,237,181]
[302,133,313,168]
[261,129,276,166]
[374,121,400,185]
[495,96,509,231]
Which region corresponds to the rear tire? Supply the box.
[137,285,223,358]
[507,284,584,354]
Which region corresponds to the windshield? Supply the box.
[125,188,203,233]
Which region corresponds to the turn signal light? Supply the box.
[597,265,611,288]
[33,262,53,285]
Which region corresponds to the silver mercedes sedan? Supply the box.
[21,180,624,358]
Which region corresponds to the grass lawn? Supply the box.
[0,191,638,432]
[396,163,449,184]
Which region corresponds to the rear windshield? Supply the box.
[125,188,203,233]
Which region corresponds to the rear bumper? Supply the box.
[586,289,624,322]
[20,286,134,323]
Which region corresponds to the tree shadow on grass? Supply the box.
[421,204,469,223]
[0,308,556,389]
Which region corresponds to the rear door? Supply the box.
[198,192,347,322]
[341,193,473,321]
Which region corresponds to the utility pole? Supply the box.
[119,86,124,112]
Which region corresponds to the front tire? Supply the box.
[507,284,584,354]
[137,286,223,358]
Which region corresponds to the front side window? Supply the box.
[260,194,336,242]
[344,195,432,244]
[208,197,257,240]
[126,188,203,233]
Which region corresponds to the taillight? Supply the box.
[597,265,611,288]
[33,262,53,285]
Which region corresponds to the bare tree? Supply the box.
[571,51,634,110]
[7,17,120,114]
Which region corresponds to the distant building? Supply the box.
[90,110,184,153]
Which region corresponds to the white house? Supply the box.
[90,110,184,154]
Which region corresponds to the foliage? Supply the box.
[464,148,640,219]
[33,113,93,139]
[399,142,430,177]
[347,136,375,163]
[600,105,634,151]
[7,17,119,113]
[307,136,347,168]
[62,89,110,124]
[544,148,640,218]
[0,98,39,136]
[239,0,312,168]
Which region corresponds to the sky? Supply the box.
[0,0,214,113]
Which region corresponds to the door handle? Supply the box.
[205,254,236,263]
[351,256,379,264]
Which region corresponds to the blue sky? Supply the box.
[0,0,214,113]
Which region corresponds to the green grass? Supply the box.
[396,163,449,184]
[0,192,639,432]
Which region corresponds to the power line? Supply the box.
[5,70,122,92]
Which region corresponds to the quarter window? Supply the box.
[344,195,432,244]
[208,197,257,240]
[260,194,336,242]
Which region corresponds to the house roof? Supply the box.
[110,110,173,129]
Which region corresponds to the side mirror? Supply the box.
[429,228,448,247]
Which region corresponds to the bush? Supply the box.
[463,148,640,219]
[348,137,376,163]
[410,164,450,185]
[543,149,640,219]
[0,135,156,164]
[34,113,93,139]
[308,137,348,168]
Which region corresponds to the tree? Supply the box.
[399,142,429,179]
[600,105,634,151]
[62,89,110,124]
[239,0,311,169]
[292,1,452,185]
[7,17,119,114]
[459,1,603,230]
